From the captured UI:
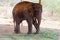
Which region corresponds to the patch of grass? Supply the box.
[40,30,58,40]
[0,30,58,40]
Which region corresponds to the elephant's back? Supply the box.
[13,1,33,14]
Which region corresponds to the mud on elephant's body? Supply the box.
[12,1,42,34]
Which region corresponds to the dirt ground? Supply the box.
[0,18,60,40]
[0,24,60,40]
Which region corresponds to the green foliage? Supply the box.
[42,0,60,17]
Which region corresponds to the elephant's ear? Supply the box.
[32,3,42,10]
[32,3,42,14]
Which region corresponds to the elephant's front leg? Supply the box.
[33,21,40,34]
[27,19,32,34]
[33,17,41,34]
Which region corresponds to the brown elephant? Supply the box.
[12,1,42,34]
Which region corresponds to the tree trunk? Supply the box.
[21,0,22,2]
[39,0,41,4]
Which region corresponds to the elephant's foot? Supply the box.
[34,31,40,34]
[34,32,39,34]
[27,32,32,34]
[14,29,20,34]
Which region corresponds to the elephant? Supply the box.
[12,1,42,34]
